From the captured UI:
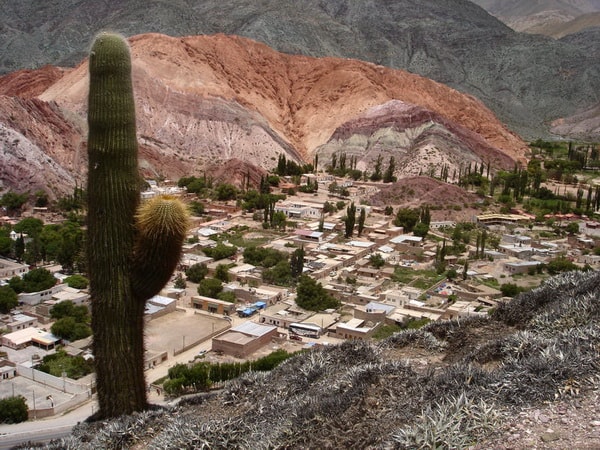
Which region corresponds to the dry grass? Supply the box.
[25,270,600,450]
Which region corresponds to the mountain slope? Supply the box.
[27,269,600,449]
[1,0,600,139]
[471,0,600,19]
[0,33,526,197]
[471,0,600,34]
[547,11,600,36]
[315,100,516,179]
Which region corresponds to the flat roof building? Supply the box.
[212,322,278,358]
[1,327,60,350]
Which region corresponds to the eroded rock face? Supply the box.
[0,95,82,199]
[1,33,527,197]
[316,100,517,179]
[2,0,600,141]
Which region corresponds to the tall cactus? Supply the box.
[87,33,189,419]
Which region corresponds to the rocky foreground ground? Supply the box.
[17,269,600,449]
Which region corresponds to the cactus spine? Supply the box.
[87,33,189,419]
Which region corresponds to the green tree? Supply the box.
[357,208,366,236]
[295,275,340,311]
[185,263,208,283]
[214,264,230,282]
[0,227,13,257]
[262,260,293,286]
[197,277,223,298]
[383,156,396,183]
[51,316,92,341]
[10,268,55,293]
[57,221,84,273]
[189,201,205,216]
[546,256,579,275]
[14,217,44,238]
[203,242,237,260]
[243,247,287,268]
[0,286,18,314]
[271,211,287,230]
[14,234,25,261]
[174,273,187,289]
[500,283,525,297]
[0,191,28,215]
[420,205,431,225]
[369,253,385,269]
[64,274,89,289]
[39,225,62,262]
[213,183,238,201]
[393,207,420,233]
[34,190,49,208]
[38,350,94,379]
[343,202,356,238]
[370,155,383,181]
[50,300,89,323]
[217,291,236,303]
[565,222,580,235]
[290,246,305,279]
[180,176,209,195]
[323,201,336,215]
[23,236,42,266]
[412,222,430,238]
[0,396,28,424]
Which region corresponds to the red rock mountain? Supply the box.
[0,33,528,198]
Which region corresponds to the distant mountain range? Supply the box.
[471,1,600,25]
[471,0,600,36]
[1,0,600,141]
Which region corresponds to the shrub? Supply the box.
[185,263,208,283]
[0,396,28,423]
[500,283,525,297]
[0,286,18,314]
[64,274,89,289]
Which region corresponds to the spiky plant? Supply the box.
[87,32,189,419]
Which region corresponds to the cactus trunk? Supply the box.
[86,33,188,419]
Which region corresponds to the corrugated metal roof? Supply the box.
[233,321,276,337]
[348,240,374,248]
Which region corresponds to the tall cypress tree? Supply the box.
[357,207,366,236]
[344,202,356,238]
[290,246,305,279]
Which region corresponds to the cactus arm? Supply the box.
[132,195,190,300]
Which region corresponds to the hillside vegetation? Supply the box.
[28,269,600,449]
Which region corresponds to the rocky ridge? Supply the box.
[2,0,600,140]
[368,175,484,221]
[316,100,516,177]
[0,33,526,197]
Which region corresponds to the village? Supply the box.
[1,172,600,420]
